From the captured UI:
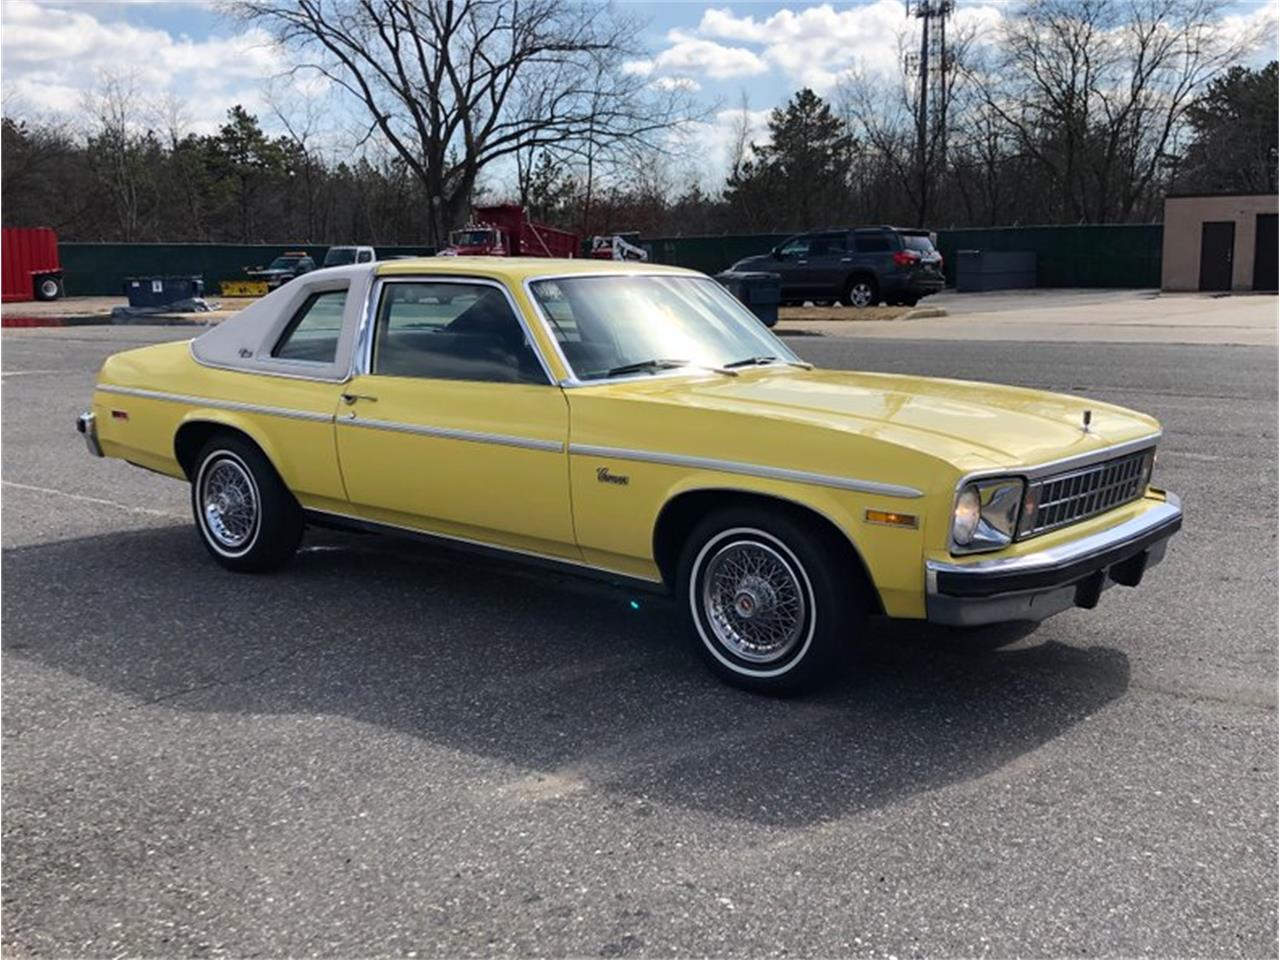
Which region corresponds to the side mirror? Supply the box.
[770,247,783,260]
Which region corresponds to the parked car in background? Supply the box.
[77,258,1181,694]
[2,226,64,302]
[731,226,945,308]
[246,251,316,290]
[323,245,376,267]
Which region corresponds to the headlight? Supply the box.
[951,486,981,546]
[951,477,1025,553]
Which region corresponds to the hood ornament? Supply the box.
[1082,409,1093,433]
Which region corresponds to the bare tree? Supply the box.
[970,0,1258,222]
[82,71,151,241]
[840,18,978,226]
[229,0,695,245]
[265,79,338,239]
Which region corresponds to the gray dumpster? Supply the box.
[955,251,1037,292]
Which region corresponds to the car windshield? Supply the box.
[323,248,356,266]
[452,230,494,247]
[901,234,937,253]
[528,275,799,382]
[268,256,304,270]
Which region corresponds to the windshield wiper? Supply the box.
[605,358,738,378]
[724,355,813,370]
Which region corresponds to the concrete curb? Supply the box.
[899,306,949,320]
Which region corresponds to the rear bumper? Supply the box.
[925,493,1182,626]
[884,274,945,296]
[76,411,103,457]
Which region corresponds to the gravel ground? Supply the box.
[2,324,1275,958]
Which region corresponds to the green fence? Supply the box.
[58,243,437,297]
[58,225,1164,296]
[933,224,1163,288]
[643,224,1164,288]
[643,234,794,276]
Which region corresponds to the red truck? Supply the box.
[2,227,64,302]
[440,204,579,258]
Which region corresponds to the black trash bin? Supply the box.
[715,270,781,327]
[123,275,205,308]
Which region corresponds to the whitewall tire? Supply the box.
[677,505,867,693]
[191,434,302,572]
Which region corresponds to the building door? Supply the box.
[1252,214,1277,291]
[1198,221,1235,291]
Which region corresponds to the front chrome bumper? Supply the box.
[925,493,1182,627]
[76,411,103,457]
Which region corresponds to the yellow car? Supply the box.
[77,258,1182,692]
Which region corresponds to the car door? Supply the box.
[805,231,853,300]
[334,276,578,560]
[770,235,814,300]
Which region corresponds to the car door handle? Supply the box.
[341,392,378,404]
[841,257,852,262]
[797,259,808,264]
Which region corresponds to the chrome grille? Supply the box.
[1020,448,1153,538]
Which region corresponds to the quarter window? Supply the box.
[272,289,347,363]
[372,282,546,384]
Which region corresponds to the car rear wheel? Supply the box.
[191,434,303,573]
[843,277,878,308]
[677,506,866,694]
[34,275,63,301]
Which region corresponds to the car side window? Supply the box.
[372,281,546,385]
[272,289,348,363]
[855,234,892,253]
[809,233,849,256]
[777,237,810,258]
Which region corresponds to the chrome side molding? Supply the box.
[569,443,924,498]
[95,385,334,423]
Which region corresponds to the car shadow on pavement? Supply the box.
[2,524,1131,828]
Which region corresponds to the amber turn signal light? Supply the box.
[865,509,918,529]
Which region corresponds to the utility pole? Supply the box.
[906,0,953,227]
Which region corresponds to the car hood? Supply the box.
[586,367,1160,474]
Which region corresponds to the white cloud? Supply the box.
[670,106,773,188]
[652,76,703,93]
[646,2,1003,93]
[633,28,769,81]
[0,0,310,131]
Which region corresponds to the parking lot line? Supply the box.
[2,479,186,519]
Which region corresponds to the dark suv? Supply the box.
[731,227,944,308]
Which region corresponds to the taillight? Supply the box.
[892,250,919,267]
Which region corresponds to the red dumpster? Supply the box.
[2,227,64,302]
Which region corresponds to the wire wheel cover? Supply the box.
[201,457,258,549]
[702,539,808,663]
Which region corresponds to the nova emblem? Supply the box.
[1082,409,1093,433]
[596,466,629,486]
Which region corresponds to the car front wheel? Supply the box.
[677,506,866,694]
[191,434,303,572]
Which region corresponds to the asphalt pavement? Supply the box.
[2,322,1276,957]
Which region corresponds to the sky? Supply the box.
[2,0,1277,187]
